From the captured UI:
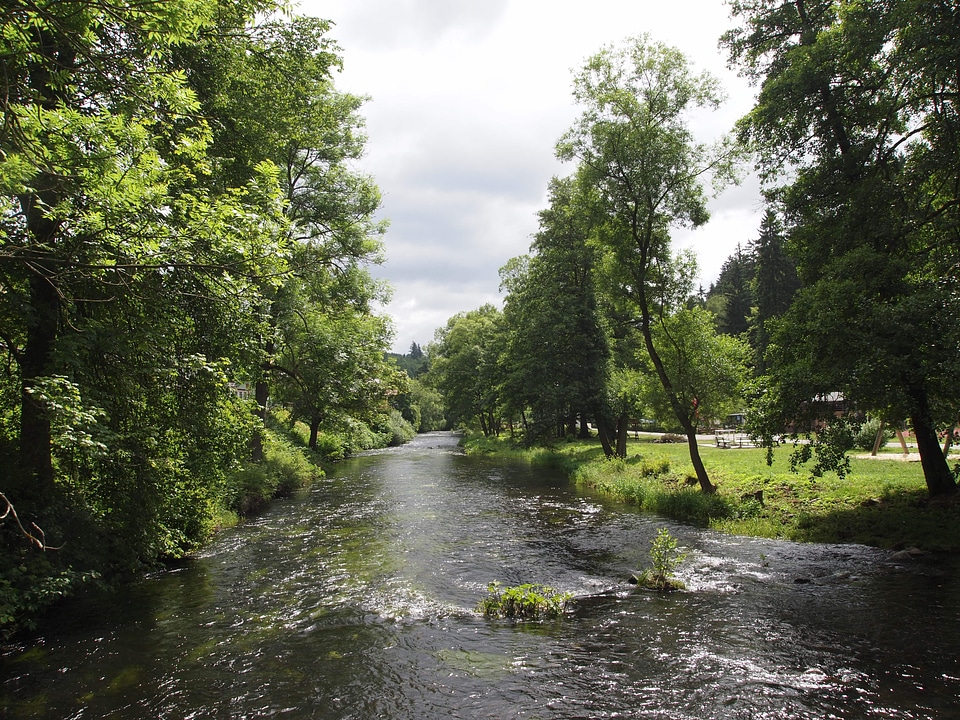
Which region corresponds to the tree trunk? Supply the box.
[578,414,591,439]
[250,379,269,462]
[908,387,957,497]
[870,420,885,456]
[594,411,616,458]
[942,417,958,458]
[308,417,321,450]
[616,413,629,458]
[684,423,712,492]
[637,290,715,493]
[17,215,62,509]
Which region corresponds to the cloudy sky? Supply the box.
[297,0,763,353]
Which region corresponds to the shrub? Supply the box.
[633,528,687,591]
[383,409,416,446]
[223,429,321,517]
[853,417,886,452]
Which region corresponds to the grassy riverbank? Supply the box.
[462,434,960,552]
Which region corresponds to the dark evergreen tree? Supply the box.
[708,244,755,336]
[749,209,800,372]
[500,176,610,446]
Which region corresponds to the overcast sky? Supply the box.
[297,0,763,353]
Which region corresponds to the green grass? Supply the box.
[463,433,960,552]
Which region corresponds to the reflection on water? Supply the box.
[2,432,958,719]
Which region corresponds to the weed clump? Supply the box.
[477,581,572,620]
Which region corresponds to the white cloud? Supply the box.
[296,0,762,351]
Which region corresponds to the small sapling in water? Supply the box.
[633,528,687,591]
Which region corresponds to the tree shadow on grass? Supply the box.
[788,489,960,552]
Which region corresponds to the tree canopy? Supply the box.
[556,35,743,491]
[0,0,402,635]
[723,0,960,496]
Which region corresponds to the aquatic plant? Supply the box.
[477,581,572,620]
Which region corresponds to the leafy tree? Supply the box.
[0,0,396,634]
[646,307,752,432]
[270,274,402,450]
[723,0,960,496]
[0,0,288,523]
[428,305,504,436]
[500,176,610,447]
[557,36,742,491]
[178,13,387,457]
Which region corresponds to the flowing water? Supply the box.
[2,432,959,719]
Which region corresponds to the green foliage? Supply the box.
[723,0,960,497]
[477,581,572,620]
[0,548,100,640]
[379,409,417,447]
[575,455,731,526]
[556,36,743,486]
[224,429,321,517]
[426,305,505,436]
[410,380,447,432]
[498,175,610,445]
[853,418,886,453]
[635,528,687,591]
[707,244,755,336]
[0,0,403,635]
[787,419,855,480]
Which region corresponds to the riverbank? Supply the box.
[462,433,960,552]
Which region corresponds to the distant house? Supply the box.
[229,382,252,401]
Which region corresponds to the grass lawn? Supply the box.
[462,433,960,552]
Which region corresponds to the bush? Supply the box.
[223,429,321,518]
[477,581,572,620]
[853,417,886,452]
[383,409,416,446]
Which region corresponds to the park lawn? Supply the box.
[463,434,960,552]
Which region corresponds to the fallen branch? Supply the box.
[0,492,61,551]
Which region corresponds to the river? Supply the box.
[2,431,958,719]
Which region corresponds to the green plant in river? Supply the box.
[634,528,687,591]
[477,582,573,620]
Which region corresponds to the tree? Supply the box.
[557,36,742,491]
[178,14,387,458]
[748,208,800,373]
[270,276,402,450]
[428,305,504,435]
[708,244,755,336]
[723,0,960,496]
[647,307,752,431]
[0,0,288,521]
[499,176,611,447]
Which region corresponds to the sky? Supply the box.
[297,0,764,353]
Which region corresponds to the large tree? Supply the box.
[177,13,388,458]
[748,208,800,373]
[428,305,504,436]
[500,176,611,447]
[0,0,288,522]
[723,0,960,496]
[708,244,755,336]
[557,35,742,492]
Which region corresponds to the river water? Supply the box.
[2,431,959,719]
